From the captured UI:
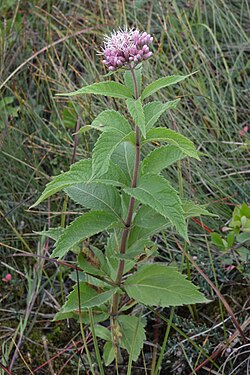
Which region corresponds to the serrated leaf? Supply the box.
[144,127,200,160]
[125,238,156,259]
[65,183,121,218]
[126,97,146,138]
[144,99,181,130]
[118,315,146,361]
[35,227,65,241]
[52,211,117,258]
[60,282,118,312]
[91,110,132,133]
[92,129,135,178]
[124,174,188,240]
[31,158,128,208]
[132,200,213,234]
[31,159,92,207]
[124,65,142,97]
[105,231,135,280]
[78,248,110,278]
[111,142,136,184]
[57,81,132,99]
[103,342,115,366]
[141,145,184,174]
[141,73,195,100]
[182,200,216,218]
[93,160,129,187]
[133,206,167,229]
[124,264,208,306]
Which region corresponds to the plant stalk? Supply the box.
[111,66,140,361]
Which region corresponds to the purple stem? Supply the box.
[111,67,141,360]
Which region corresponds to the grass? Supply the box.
[1,0,249,374]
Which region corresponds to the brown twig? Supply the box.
[0,364,13,375]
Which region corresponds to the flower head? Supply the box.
[2,273,12,283]
[101,27,153,71]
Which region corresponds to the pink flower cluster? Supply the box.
[2,273,12,283]
[239,125,248,136]
[102,27,153,71]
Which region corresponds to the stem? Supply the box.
[76,270,95,375]
[154,307,175,375]
[111,66,140,361]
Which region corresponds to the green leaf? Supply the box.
[124,174,188,240]
[124,65,142,97]
[133,206,167,229]
[65,183,121,218]
[126,238,156,260]
[78,248,110,278]
[105,231,135,280]
[240,202,250,218]
[95,325,112,341]
[60,282,118,311]
[211,233,226,249]
[31,159,92,207]
[70,271,108,287]
[53,310,75,321]
[103,342,115,366]
[227,232,235,248]
[124,264,208,306]
[118,315,146,361]
[132,200,213,236]
[111,142,136,184]
[236,232,250,244]
[57,81,132,99]
[91,109,132,133]
[144,99,181,130]
[83,309,109,324]
[237,247,250,261]
[127,225,160,252]
[182,200,216,218]
[32,158,128,208]
[92,129,135,178]
[141,145,184,175]
[53,308,109,323]
[126,97,146,138]
[93,160,129,187]
[144,127,200,160]
[51,211,117,258]
[35,227,64,241]
[0,96,15,109]
[141,73,195,100]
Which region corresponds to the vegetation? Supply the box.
[1,1,249,374]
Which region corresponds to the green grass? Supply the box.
[0,0,249,374]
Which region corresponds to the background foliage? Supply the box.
[0,0,249,374]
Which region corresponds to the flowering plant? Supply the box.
[32,28,211,369]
